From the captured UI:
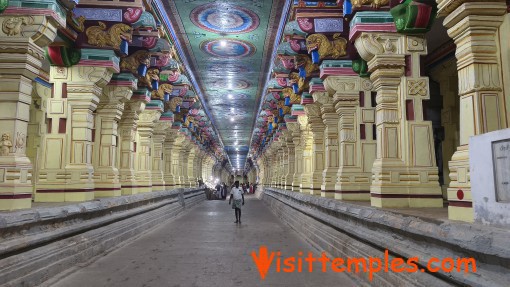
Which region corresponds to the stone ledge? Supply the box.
[263,188,510,287]
[0,188,205,258]
[0,188,206,286]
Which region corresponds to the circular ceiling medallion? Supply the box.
[200,39,256,58]
[190,3,260,34]
[209,79,250,90]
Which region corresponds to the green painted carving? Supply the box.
[352,58,370,78]
[390,0,437,34]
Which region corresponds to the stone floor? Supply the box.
[48,195,356,287]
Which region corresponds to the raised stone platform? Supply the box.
[0,188,206,286]
[262,188,510,287]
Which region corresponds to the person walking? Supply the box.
[228,181,244,223]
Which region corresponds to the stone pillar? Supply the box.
[151,122,170,191]
[323,76,373,201]
[437,1,507,221]
[163,130,178,188]
[118,89,149,195]
[136,103,163,193]
[283,134,295,191]
[35,56,117,202]
[27,81,52,199]
[186,146,196,187]
[0,13,59,209]
[287,122,302,192]
[179,141,190,187]
[353,24,442,208]
[304,104,325,196]
[93,75,135,197]
[313,92,339,198]
[298,116,313,193]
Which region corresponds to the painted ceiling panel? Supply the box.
[163,0,287,170]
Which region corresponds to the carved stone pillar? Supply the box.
[151,122,170,191]
[0,13,59,209]
[136,104,163,193]
[186,146,196,187]
[298,116,313,193]
[313,92,339,198]
[93,75,135,197]
[323,76,373,201]
[179,141,191,187]
[287,122,303,191]
[36,58,117,202]
[438,0,507,221]
[304,104,325,196]
[283,133,295,191]
[118,89,149,195]
[163,131,178,188]
[353,26,442,208]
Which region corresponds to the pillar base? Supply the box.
[320,191,335,198]
[121,185,141,196]
[0,155,33,209]
[152,183,166,192]
[448,205,474,222]
[0,194,31,210]
[94,185,122,198]
[334,191,370,201]
[370,184,443,208]
[34,189,95,202]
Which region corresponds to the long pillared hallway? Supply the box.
[1,0,510,286]
[45,196,355,287]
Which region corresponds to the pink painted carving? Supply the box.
[276,78,287,87]
[297,18,314,32]
[124,8,143,23]
[142,37,158,49]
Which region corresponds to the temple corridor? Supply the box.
[45,196,355,287]
[1,0,510,285]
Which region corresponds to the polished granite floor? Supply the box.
[48,195,356,287]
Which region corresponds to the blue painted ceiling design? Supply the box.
[161,0,289,171]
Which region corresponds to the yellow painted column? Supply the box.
[438,0,508,221]
[287,122,303,192]
[282,133,296,191]
[304,104,325,196]
[186,146,196,187]
[118,91,148,195]
[93,77,135,198]
[179,141,190,187]
[0,14,58,209]
[312,92,339,198]
[355,33,442,208]
[298,116,313,193]
[163,131,178,189]
[27,81,51,199]
[135,107,163,193]
[323,76,374,201]
[151,122,171,191]
[35,62,116,202]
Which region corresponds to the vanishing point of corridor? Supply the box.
[47,195,355,287]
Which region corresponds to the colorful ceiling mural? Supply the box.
[162,0,288,171]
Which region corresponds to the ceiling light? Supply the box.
[220,40,227,47]
[228,94,233,99]
[230,118,234,122]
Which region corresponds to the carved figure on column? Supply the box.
[86,22,132,50]
[0,133,12,156]
[306,34,347,61]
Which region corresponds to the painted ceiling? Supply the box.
[162,0,288,171]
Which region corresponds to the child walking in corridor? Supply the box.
[229,181,244,223]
